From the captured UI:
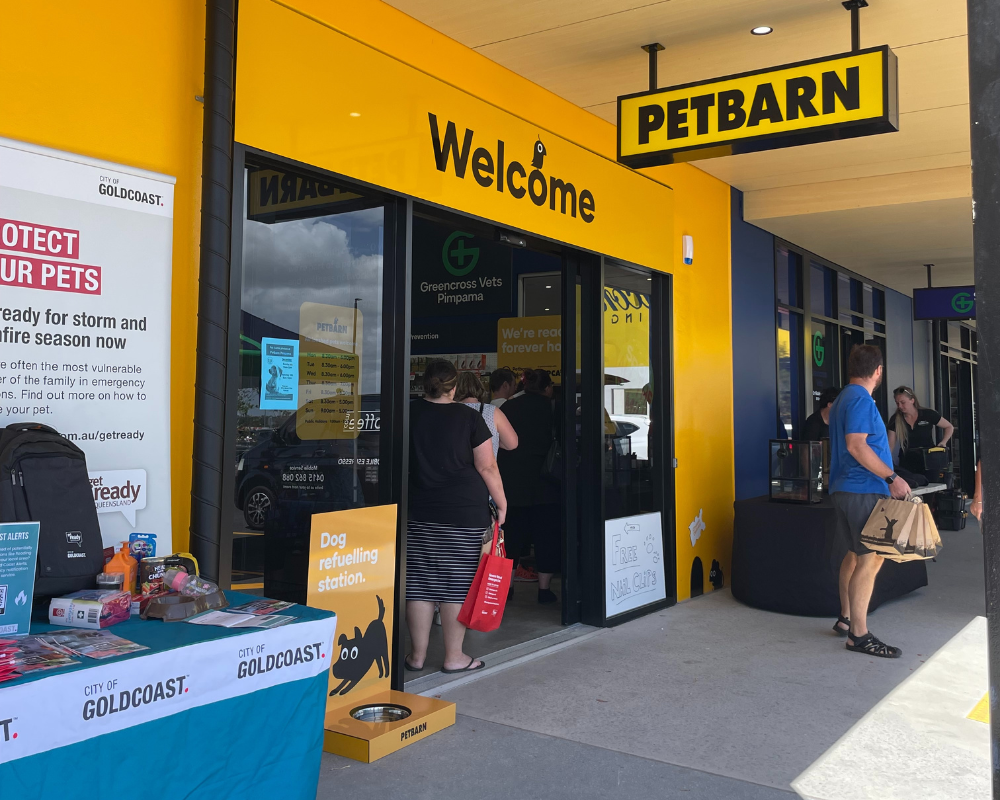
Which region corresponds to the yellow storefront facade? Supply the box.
[3,0,735,638]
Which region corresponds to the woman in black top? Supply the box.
[405,360,507,674]
[801,386,841,441]
[888,386,954,474]
[497,369,561,604]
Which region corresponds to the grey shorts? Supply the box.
[831,492,885,556]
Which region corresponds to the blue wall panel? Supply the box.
[731,187,777,500]
[885,288,915,404]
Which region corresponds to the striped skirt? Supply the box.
[406,520,489,603]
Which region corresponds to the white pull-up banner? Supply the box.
[0,138,175,552]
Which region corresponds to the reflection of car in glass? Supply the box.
[235,398,380,530]
[610,414,650,460]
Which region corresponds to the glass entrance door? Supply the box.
[600,262,673,622]
[227,163,392,602]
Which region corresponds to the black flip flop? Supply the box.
[832,615,850,636]
[441,657,486,674]
[403,655,423,672]
[846,632,902,659]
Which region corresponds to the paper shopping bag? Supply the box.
[923,504,943,555]
[457,522,513,633]
[910,501,929,557]
[860,498,920,557]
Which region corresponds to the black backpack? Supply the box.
[0,423,104,598]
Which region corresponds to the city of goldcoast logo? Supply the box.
[82,676,187,720]
[428,113,596,223]
[0,717,16,742]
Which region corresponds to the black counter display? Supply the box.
[731,495,928,617]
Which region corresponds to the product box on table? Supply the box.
[49,589,131,629]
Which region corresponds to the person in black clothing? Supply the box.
[498,369,561,604]
[404,360,507,674]
[801,386,841,441]
[887,386,954,476]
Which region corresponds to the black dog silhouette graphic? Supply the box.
[880,515,897,540]
[532,137,547,169]
[709,559,724,590]
[329,595,389,696]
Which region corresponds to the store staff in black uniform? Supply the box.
[887,386,954,476]
[801,386,841,441]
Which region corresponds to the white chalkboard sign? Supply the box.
[605,511,666,617]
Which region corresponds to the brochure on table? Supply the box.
[0,522,40,635]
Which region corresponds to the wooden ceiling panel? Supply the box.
[387,0,828,51]
[697,105,970,191]
[757,197,973,295]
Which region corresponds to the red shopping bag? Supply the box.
[457,522,512,632]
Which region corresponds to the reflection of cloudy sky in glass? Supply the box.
[242,208,384,394]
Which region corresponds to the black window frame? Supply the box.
[774,239,890,437]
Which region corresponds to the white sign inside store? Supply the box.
[0,138,174,551]
[605,511,667,617]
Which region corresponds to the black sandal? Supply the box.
[832,615,850,636]
[441,656,486,674]
[846,632,902,659]
[403,655,423,672]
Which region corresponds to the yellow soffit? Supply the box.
[235,0,674,273]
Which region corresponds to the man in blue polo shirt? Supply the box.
[829,344,910,658]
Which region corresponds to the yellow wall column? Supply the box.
[2,3,206,549]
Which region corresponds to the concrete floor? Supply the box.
[317,522,985,799]
[402,576,564,681]
[794,616,990,800]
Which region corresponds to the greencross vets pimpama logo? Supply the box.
[812,331,825,367]
[951,292,974,315]
[442,231,479,276]
[428,113,596,223]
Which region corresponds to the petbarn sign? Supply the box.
[618,46,898,167]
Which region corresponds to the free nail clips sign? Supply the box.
[618,47,898,167]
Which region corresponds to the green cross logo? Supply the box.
[812,330,825,367]
[951,292,974,315]
[442,231,480,276]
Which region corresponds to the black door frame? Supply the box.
[580,262,676,628]
[223,145,677,691]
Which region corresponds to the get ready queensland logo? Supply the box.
[428,113,596,223]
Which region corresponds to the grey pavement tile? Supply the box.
[437,526,984,790]
[316,714,795,800]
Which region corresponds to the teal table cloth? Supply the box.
[0,592,337,800]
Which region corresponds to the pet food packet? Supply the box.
[140,557,167,595]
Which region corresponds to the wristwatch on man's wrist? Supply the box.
[886,472,898,485]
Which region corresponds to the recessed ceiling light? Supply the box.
[544,307,550,311]
[545,284,552,289]
[647,277,652,281]
[349,112,361,117]
[751,25,773,35]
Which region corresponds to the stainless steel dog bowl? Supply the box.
[350,704,412,723]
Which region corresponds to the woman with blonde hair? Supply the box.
[887,386,954,477]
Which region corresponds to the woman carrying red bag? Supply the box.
[404,360,508,675]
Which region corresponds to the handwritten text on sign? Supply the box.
[604,511,666,617]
